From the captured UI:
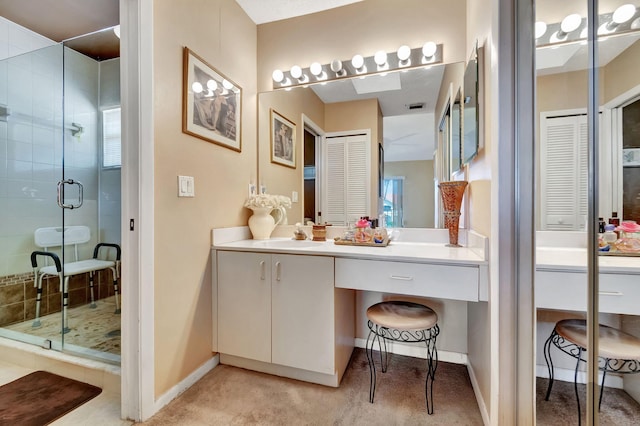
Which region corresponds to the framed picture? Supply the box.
[182,47,242,151]
[270,109,296,168]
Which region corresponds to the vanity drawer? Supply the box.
[335,258,480,302]
[536,270,640,315]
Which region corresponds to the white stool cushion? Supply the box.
[556,319,640,360]
[367,301,438,331]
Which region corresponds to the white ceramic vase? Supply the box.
[248,206,277,239]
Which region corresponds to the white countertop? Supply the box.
[536,247,640,274]
[213,238,487,266]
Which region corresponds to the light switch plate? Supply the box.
[292,191,298,202]
[178,175,195,197]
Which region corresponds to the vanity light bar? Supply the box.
[535,5,640,47]
[272,43,443,90]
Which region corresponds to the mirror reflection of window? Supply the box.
[383,177,404,227]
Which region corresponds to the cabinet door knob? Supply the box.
[275,261,281,281]
[260,260,266,280]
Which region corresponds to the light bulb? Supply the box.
[330,59,342,73]
[310,62,322,76]
[272,69,284,83]
[397,45,411,61]
[535,21,547,39]
[351,54,364,69]
[290,65,302,79]
[206,79,217,91]
[613,4,636,24]
[422,42,437,58]
[560,14,582,33]
[374,50,387,66]
[191,82,203,94]
[222,79,233,90]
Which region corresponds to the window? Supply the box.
[102,108,121,168]
[383,177,404,227]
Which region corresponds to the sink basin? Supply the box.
[258,239,323,249]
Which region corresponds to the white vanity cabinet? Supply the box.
[218,251,272,363]
[217,250,349,377]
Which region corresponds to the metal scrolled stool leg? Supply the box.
[544,318,640,426]
[365,301,440,414]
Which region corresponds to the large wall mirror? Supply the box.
[258,61,465,228]
[536,0,640,232]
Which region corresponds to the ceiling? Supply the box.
[235,0,363,25]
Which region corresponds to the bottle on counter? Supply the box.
[609,212,621,227]
[598,217,606,234]
[603,224,618,244]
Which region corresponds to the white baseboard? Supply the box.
[354,338,467,364]
[535,364,623,389]
[467,363,490,426]
[154,354,219,412]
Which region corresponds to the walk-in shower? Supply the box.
[0,22,121,365]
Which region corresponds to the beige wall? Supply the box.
[258,88,325,225]
[465,0,493,419]
[153,0,257,396]
[384,160,435,228]
[257,0,467,93]
[325,98,382,217]
[603,39,640,103]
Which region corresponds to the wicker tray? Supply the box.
[333,237,390,247]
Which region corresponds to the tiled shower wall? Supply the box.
[0,271,116,327]
[0,18,120,326]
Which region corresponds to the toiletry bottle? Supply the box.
[609,212,620,227]
[598,217,606,234]
[603,224,617,244]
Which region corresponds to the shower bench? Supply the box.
[30,226,121,333]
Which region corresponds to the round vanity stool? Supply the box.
[365,301,440,414]
[543,318,640,426]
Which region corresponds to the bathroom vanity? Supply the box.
[535,232,640,314]
[211,226,488,387]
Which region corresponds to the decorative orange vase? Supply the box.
[438,181,468,247]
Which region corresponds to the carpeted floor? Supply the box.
[536,377,640,425]
[138,348,640,425]
[139,348,484,425]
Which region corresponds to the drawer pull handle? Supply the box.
[275,261,281,281]
[260,261,266,281]
[390,275,414,281]
[599,291,623,297]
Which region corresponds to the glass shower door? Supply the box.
[0,42,66,350]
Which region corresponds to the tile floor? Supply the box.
[5,296,121,357]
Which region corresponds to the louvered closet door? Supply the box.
[540,115,587,231]
[322,134,370,225]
